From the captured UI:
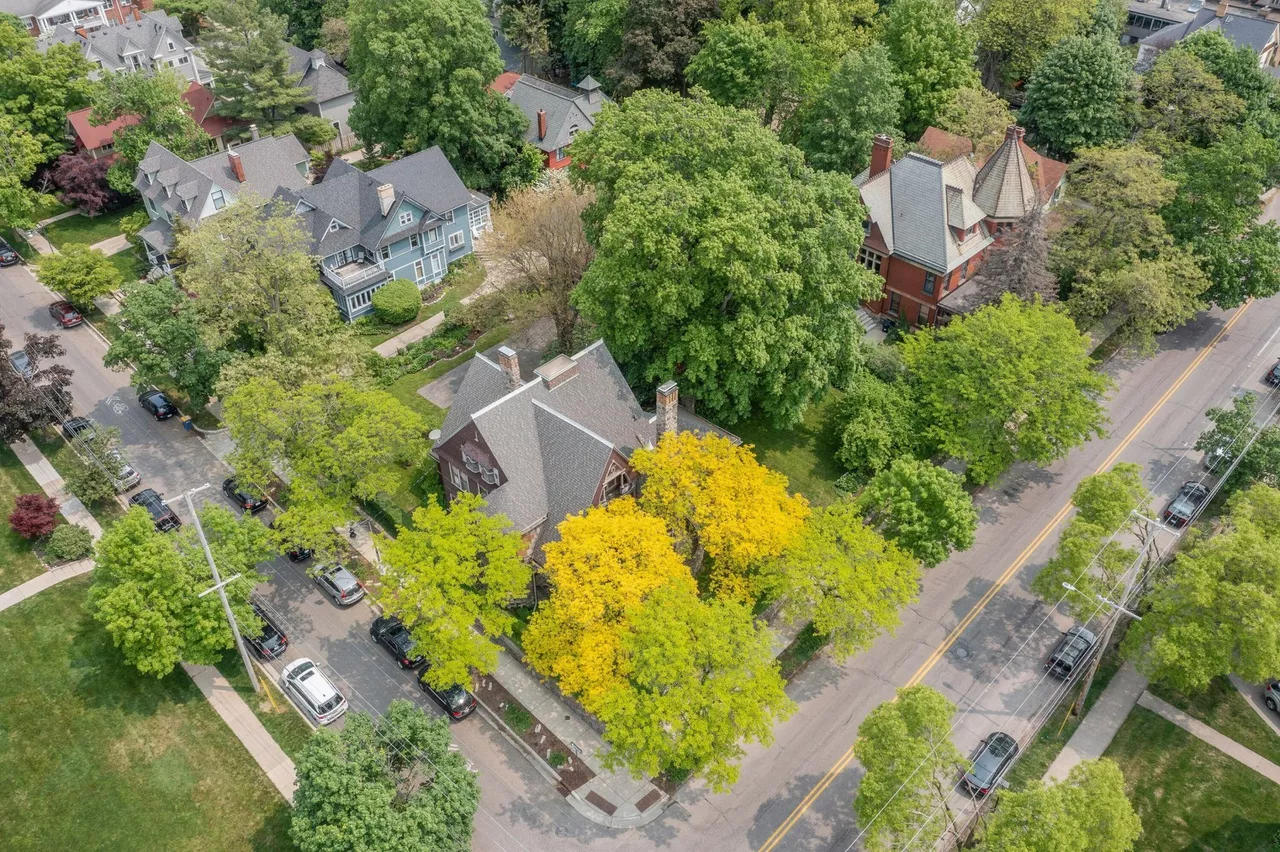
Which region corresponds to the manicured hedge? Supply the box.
[371,279,421,324]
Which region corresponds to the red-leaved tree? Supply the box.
[9,493,60,539]
[51,151,121,217]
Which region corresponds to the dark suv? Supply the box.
[370,615,425,669]
[962,732,1019,797]
[222,477,267,513]
[1045,626,1097,679]
[244,602,288,660]
[1163,481,1209,528]
[138,389,177,420]
[418,667,477,720]
[0,236,20,267]
[128,488,181,531]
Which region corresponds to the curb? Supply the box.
[473,692,564,787]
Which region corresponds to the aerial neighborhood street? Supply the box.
[4,0,1280,851]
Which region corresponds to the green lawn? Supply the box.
[214,649,314,761]
[42,202,142,251]
[2,227,37,261]
[28,427,127,528]
[33,195,72,222]
[0,577,295,851]
[734,390,846,506]
[352,255,489,349]
[0,445,52,593]
[1149,676,1280,768]
[106,249,148,284]
[1105,706,1280,852]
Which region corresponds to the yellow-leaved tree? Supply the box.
[630,431,810,599]
[522,498,696,712]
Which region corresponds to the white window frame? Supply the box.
[447,231,465,251]
[379,245,390,261]
[413,259,425,281]
[449,463,467,491]
[398,210,413,227]
[429,252,444,276]
[409,233,420,248]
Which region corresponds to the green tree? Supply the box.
[750,0,877,64]
[0,15,99,161]
[91,69,211,195]
[571,90,882,425]
[502,1,551,73]
[858,458,978,568]
[562,0,627,79]
[1194,392,1280,497]
[1018,33,1134,158]
[766,501,920,658]
[854,685,968,851]
[89,505,271,677]
[224,376,427,554]
[608,0,719,96]
[686,17,819,125]
[34,244,124,311]
[1137,49,1244,156]
[973,759,1142,852]
[175,197,341,356]
[263,0,328,50]
[201,0,335,144]
[155,0,213,35]
[291,700,479,852]
[595,582,794,791]
[972,0,1093,89]
[1123,483,1280,693]
[0,114,46,229]
[933,84,1015,159]
[104,279,229,408]
[378,493,531,688]
[1180,29,1280,134]
[831,370,921,480]
[879,0,979,137]
[902,295,1112,485]
[346,0,538,192]
[1031,463,1150,622]
[788,43,901,176]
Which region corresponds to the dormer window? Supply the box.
[399,210,413,227]
[211,188,225,210]
[327,220,341,233]
[167,40,174,51]
[862,218,871,237]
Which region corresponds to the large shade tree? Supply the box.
[570,90,882,426]
[0,322,73,443]
[879,0,979,137]
[0,15,99,161]
[91,69,210,194]
[1018,31,1134,158]
[686,16,819,126]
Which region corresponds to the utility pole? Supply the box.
[1064,569,1143,715]
[185,485,261,694]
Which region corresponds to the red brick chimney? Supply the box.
[496,346,522,389]
[536,109,547,141]
[227,150,246,183]
[1005,124,1025,142]
[870,135,893,177]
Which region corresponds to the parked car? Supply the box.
[244,601,288,661]
[962,732,1019,797]
[48,301,82,328]
[1266,680,1279,714]
[1045,626,1097,680]
[418,668,477,720]
[8,350,33,380]
[370,615,425,669]
[281,658,347,725]
[1266,359,1280,387]
[222,477,267,513]
[138,388,177,420]
[61,416,97,443]
[1163,481,1209,528]
[128,488,181,531]
[287,545,314,563]
[0,237,20,266]
[104,448,141,492]
[313,564,365,606]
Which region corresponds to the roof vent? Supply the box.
[535,354,579,390]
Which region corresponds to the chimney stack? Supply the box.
[249,123,259,141]
[310,54,323,70]
[870,135,893,177]
[1004,124,1025,143]
[227,150,246,183]
[377,183,395,217]
[497,346,521,389]
[536,109,547,141]
[656,381,678,440]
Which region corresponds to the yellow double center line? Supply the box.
[756,302,1252,852]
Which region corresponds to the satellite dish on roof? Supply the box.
[428,429,442,441]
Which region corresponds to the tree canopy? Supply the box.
[686,16,819,126]
[0,114,50,229]
[609,0,719,96]
[972,0,1093,89]
[378,493,531,688]
[91,69,210,194]
[0,323,73,444]
[879,0,979,137]
[857,458,978,568]
[1019,32,1134,158]
[35,244,124,311]
[830,370,921,482]
[0,15,99,162]
[571,89,882,425]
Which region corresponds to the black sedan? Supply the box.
[418,667,477,720]
[138,389,177,420]
[370,615,425,669]
[0,237,20,267]
[962,732,1019,797]
[1163,481,1209,528]
[1267,359,1280,387]
[128,488,181,531]
[222,477,268,513]
[244,602,288,660]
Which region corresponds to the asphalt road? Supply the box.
[8,252,1280,852]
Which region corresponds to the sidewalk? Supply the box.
[0,559,93,613]
[372,279,500,358]
[89,234,130,256]
[1044,662,1148,782]
[183,663,297,802]
[1138,690,1280,784]
[9,436,104,541]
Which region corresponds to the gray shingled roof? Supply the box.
[1140,7,1279,55]
[286,45,351,105]
[505,75,611,153]
[38,10,193,72]
[972,133,1038,220]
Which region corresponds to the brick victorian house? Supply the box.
[855,125,1067,326]
[431,340,736,562]
[491,72,610,170]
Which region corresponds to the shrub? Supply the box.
[9,493,60,539]
[548,750,568,768]
[503,703,533,735]
[45,523,94,562]
[371,279,421,324]
[65,457,118,506]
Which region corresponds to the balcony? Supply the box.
[320,259,391,293]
